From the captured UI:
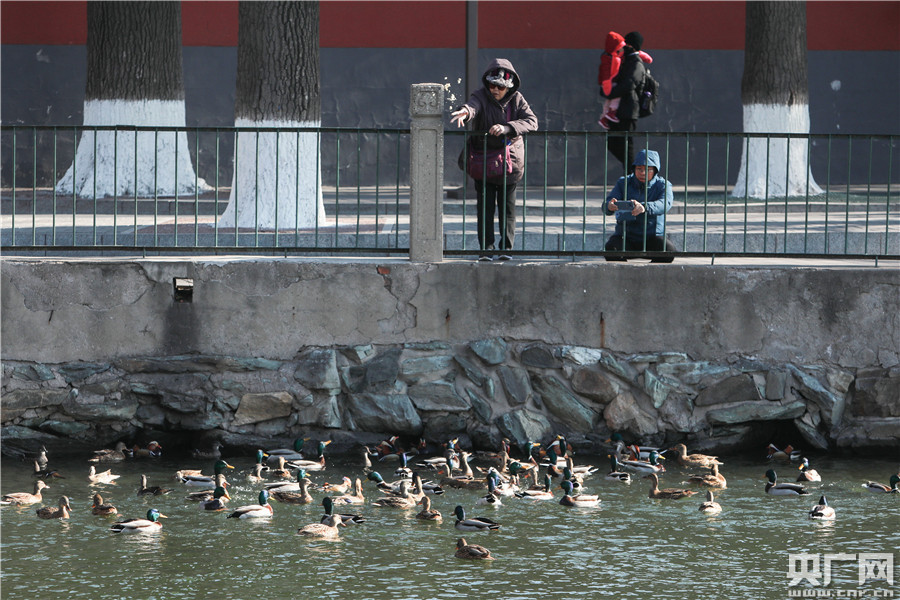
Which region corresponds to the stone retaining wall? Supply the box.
[1,259,898,455]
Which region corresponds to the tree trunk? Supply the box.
[732,1,823,198]
[56,1,208,198]
[218,1,325,230]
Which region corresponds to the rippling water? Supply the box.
[1,452,896,600]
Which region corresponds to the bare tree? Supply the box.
[56,1,208,197]
[218,1,325,230]
[732,1,823,198]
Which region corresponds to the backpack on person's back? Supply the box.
[638,68,659,118]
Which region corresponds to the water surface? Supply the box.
[2,452,896,599]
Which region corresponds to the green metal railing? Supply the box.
[2,125,897,259]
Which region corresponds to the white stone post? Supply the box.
[409,84,444,262]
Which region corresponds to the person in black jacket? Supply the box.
[452,59,538,260]
[603,31,648,171]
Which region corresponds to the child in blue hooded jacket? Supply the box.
[604,149,678,262]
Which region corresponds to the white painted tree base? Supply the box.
[732,103,824,198]
[55,100,211,197]
[217,119,326,230]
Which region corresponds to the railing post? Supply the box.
[409,83,444,262]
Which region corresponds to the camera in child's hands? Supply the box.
[615,200,635,210]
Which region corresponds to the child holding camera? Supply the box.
[604,149,677,262]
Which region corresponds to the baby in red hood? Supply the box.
[598,31,653,129]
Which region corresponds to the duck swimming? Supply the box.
[179,460,235,487]
[416,496,443,521]
[862,474,900,493]
[605,455,632,484]
[767,444,801,462]
[669,444,722,469]
[36,495,71,519]
[110,508,166,533]
[645,473,698,500]
[452,505,500,532]
[808,495,836,520]
[763,469,809,495]
[89,441,130,463]
[137,474,173,496]
[698,490,722,515]
[2,480,49,505]
[91,493,118,516]
[199,486,231,511]
[32,460,65,480]
[515,473,555,500]
[796,458,821,482]
[688,463,727,489]
[320,496,366,526]
[332,477,365,505]
[559,479,601,507]
[298,513,344,539]
[270,473,314,505]
[227,490,274,519]
[88,465,121,485]
[455,537,494,560]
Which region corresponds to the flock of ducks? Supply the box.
[2,436,898,555]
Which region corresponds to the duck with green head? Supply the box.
[763,469,809,495]
[862,474,899,493]
[267,437,309,464]
[796,458,821,482]
[110,508,166,533]
[227,490,273,519]
[180,460,235,487]
[286,441,330,472]
[515,473,555,500]
[199,486,231,511]
[321,495,366,525]
[621,450,666,475]
[559,480,601,507]
[453,505,500,531]
[605,455,632,484]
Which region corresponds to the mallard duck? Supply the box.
[767,443,801,462]
[199,486,231,511]
[645,473,698,500]
[698,490,722,515]
[333,478,365,505]
[366,471,402,493]
[808,495,836,520]
[270,475,314,505]
[32,460,65,480]
[173,469,203,481]
[268,456,293,479]
[372,480,417,508]
[247,463,267,484]
[559,480,601,507]
[88,465,121,484]
[322,476,353,495]
[862,474,900,493]
[227,490,274,519]
[137,474,173,496]
[796,458,821,482]
[110,508,166,533]
[565,455,599,479]
[321,495,366,526]
[440,452,485,490]
[91,493,118,516]
[186,474,229,502]
[132,441,163,459]
[36,495,71,519]
[515,473,555,500]
[266,438,309,464]
[286,441,331,472]
[455,537,494,560]
[394,452,414,479]
[763,469,809,495]
[688,463,727,489]
[416,495,443,521]
[1,480,49,505]
[606,434,663,461]
[89,441,130,463]
[192,442,224,461]
[452,505,500,532]
[605,455,632,484]
[179,460,235,487]
[476,476,502,506]
[620,450,666,475]
[298,513,344,538]
[669,443,722,468]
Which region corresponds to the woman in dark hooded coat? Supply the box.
[452,59,538,260]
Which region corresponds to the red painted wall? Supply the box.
[1,1,898,50]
